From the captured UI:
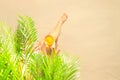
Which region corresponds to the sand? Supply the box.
[0,0,120,80]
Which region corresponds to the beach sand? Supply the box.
[0,0,120,80]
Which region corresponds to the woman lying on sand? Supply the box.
[33,13,68,55]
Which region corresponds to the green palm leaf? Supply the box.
[14,16,38,79]
[28,52,79,80]
[14,16,37,55]
[0,23,20,80]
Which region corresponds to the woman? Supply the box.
[34,13,68,55]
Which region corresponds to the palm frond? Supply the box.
[14,16,38,79]
[14,16,37,55]
[0,23,20,80]
[28,51,79,80]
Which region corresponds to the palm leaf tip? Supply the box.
[14,15,37,55]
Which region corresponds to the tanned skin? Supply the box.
[33,13,68,55]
